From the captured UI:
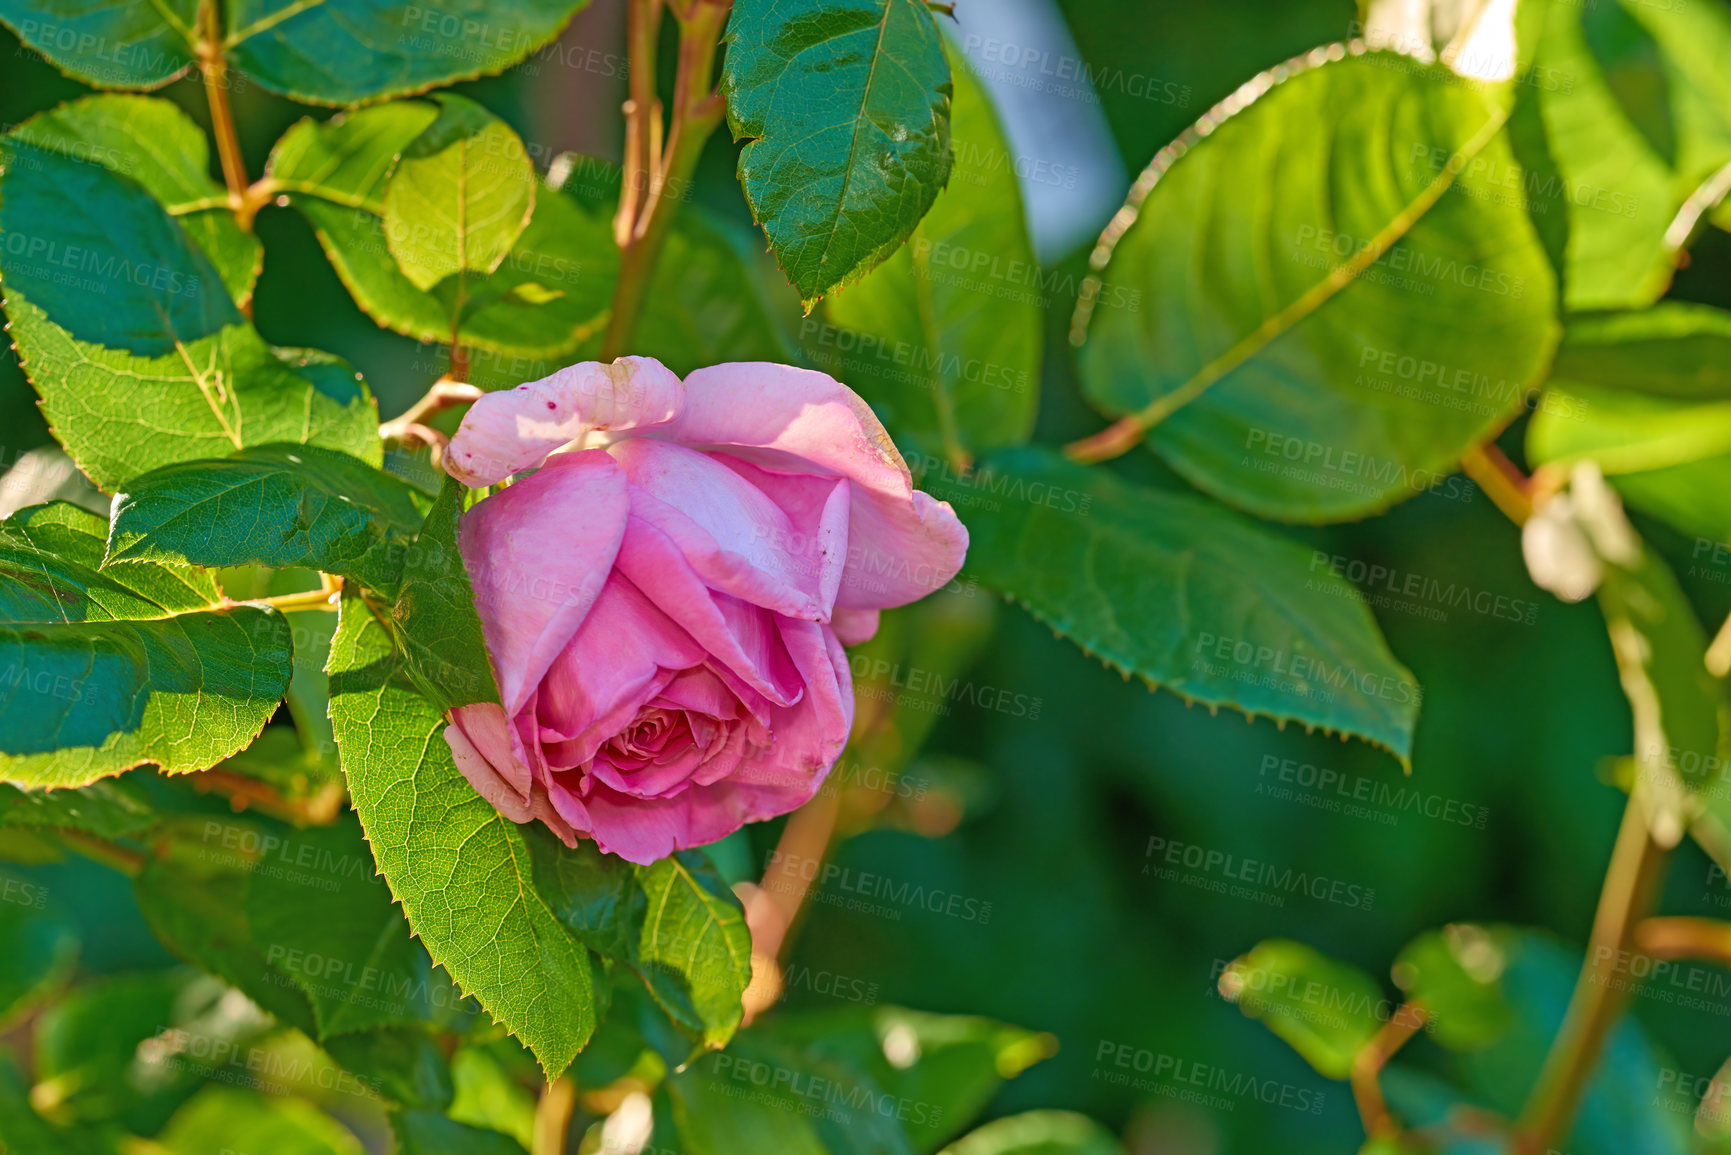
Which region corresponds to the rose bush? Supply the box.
[439,357,969,863]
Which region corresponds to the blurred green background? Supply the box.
[5,1,1731,1152]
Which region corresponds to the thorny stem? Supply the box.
[1351,1004,1427,1140]
[1514,786,1673,1154]
[601,0,732,360]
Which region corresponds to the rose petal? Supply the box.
[459,449,629,716]
[675,363,968,609]
[831,607,880,646]
[718,619,851,792]
[446,357,684,487]
[611,437,827,620]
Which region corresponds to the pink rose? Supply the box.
[439,358,969,864]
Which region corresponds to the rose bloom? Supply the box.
[440,358,968,864]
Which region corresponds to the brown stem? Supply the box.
[380,380,485,446]
[740,787,842,1022]
[532,1074,577,1155]
[601,0,732,360]
[197,0,248,215]
[1514,788,1673,1153]
[1633,916,1731,965]
[1352,1004,1427,1140]
[57,830,146,877]
[1461,442,1533,526]
[190,768,345,825]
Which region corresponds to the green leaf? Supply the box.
[0,120,381,491]
[1550,304,1731,399]
[765,1006,1056,1153]
[244,814,457,1038]
[1390,925,1513,1052]
[1523,0,1731,310]
[323,1027,455,1110]
[0,0,197,88]
[0,502,293,788]
[667,1031,916,1155]
[272,104,615,362]
[384,476,500,712]
[448,1045,536,1148]
[383,95,536,292]
[328,600,601,1077]
[820,40,1037,463]
[109,444,428,593]
[0,1053,107,1155]
[0,871,77,1022]
[1219,939,1387,1080]
[933,448,1420,761]
[392,1109,529,1155]
[939,1111,1125,1155]
[1075,51,1557,522]
[224,0,590,107]
[11,94,262,306]
[0,774,159,839]
[132,817,320,1036]
[723,0,954,306]
[529,833,753,1049]
[157,1086,364,1155]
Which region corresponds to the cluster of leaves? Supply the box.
[4,0,1731,1148]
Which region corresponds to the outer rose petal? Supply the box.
[459,450,629,715]
[444,713,578,845]
[675,363,968,609]
[446,357,684,487]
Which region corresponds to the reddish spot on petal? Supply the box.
[546,401,557,410]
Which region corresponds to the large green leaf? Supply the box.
[0,502,292,788]
[157,1086,364,1155]
[11,95,262,306]
[1218,939,1388,1080]
[382,95,536,292]
[224,0,590,106]
[328,600,601,1076]
[820,40,1038,464]
[0,0,197,88]
[109,444,428,593]
[1524,0,1731,310]
[529,832,752,1049]
[387,476,500,713]
[1075,51,1557,522]
[723,0,953,307]
[1550,304,1731,399]
[0,132,380,492]
[934,448,1420,760]
[0,773,159,839]
[392,1109,528,1155]
[271,104,615,363]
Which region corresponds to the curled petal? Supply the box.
[445,356,685,487]
[676,363,968,609]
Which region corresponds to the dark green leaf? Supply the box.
[765,1006,1056,1153]
[392,1109,528,1155]
[939,1111,1125,1155]
[383,94,536,292]
[11,94,262,306]
[387,476,500,712]
[1075,51,1557,521]
[0,774,159,839]
[224,0,590,107]
[157,1086,364,1155]
[1219,939,1387,1080]
[0,503,293,788]
[529,832,753,1049]
[724,0,954,306]
[1551,304,1731,400]
[821,41,1038,461]
[108,443,428,593]
[0,0,196,88]
[323,1028,455,1110]
[934,448,1420,761]
[0,871,76,1022]
[328,600,601,1077]
[1390,924,1513,1052]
